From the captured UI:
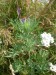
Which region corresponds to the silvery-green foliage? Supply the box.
[5,18,50,75]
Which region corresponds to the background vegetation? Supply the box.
[0,0,56,75]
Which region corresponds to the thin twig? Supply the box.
[9,63,15,75]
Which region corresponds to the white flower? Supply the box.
[41,32,54,47]
[49,62,56,72]
[38,0,49,3]
[32,0,35,3]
